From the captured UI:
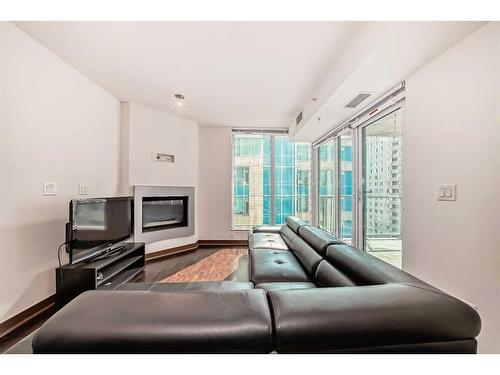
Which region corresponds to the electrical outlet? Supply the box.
[43,182,57,196]
[78,183,89,195]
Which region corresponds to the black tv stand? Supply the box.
[88,243,129,262]
[56,242,145,307]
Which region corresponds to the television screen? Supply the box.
[68,197,132,262]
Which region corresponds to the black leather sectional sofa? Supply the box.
[32,217,481,353]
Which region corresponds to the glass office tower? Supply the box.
[233,134,311,227]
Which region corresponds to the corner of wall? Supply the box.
[118,102,132,196]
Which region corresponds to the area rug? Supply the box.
[160,248,248,282]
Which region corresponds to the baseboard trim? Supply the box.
[0,294,56,340]
[146,239,249,261]
[0,239,250,339]
[145,242,199,262]
[198,239,248,247]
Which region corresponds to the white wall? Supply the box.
[403,22,500,353]
[198,126,247,241]
[124,102,199,252]
[0,22,122,322]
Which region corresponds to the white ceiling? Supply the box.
[15,21,363,127]
[291,21,485,141]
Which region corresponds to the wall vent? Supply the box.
[345,93,372,108]
[152,152,174,162]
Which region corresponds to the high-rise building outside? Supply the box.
[232,134,311,227]
[361,109,403,268]
[363,135,403,239]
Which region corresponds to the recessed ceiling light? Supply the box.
[174,93,185,106]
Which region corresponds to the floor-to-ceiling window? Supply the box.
[361,108,403,268]
[232,134,270,227]
[232,132,311,228]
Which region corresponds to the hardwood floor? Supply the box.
[0,245,248,353]
[162,248,247,282]
[133,247,221,282]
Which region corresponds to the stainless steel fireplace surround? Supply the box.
[134,186,195,243]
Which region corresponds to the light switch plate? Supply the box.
[78,183,89,195]
[43,182,57,196]
[437,184,456,201]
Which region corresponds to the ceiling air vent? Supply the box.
[296,111,303,126]
[345,93,372,108]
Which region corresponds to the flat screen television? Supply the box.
[66,196,133,264]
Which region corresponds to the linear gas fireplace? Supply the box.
[142,196,188,232]
[134,186,195,243]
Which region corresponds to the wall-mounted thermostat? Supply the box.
[152,152,175,163]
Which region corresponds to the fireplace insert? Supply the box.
[142,196,188,232]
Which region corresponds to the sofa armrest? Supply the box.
[268,283,481,353]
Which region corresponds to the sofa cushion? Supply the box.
[285,216,310,234]
[314,260,356,287]
[255,282,316,292]
[298,225,343,255]
[250,249,309,284]
[116,281,254,292]
[249,232,288,251]
[289,236,323,276]
[268,285,481,353]
[33,289,273,354]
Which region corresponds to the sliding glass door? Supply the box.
[361,108,403,268]
[315,99,404,269]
